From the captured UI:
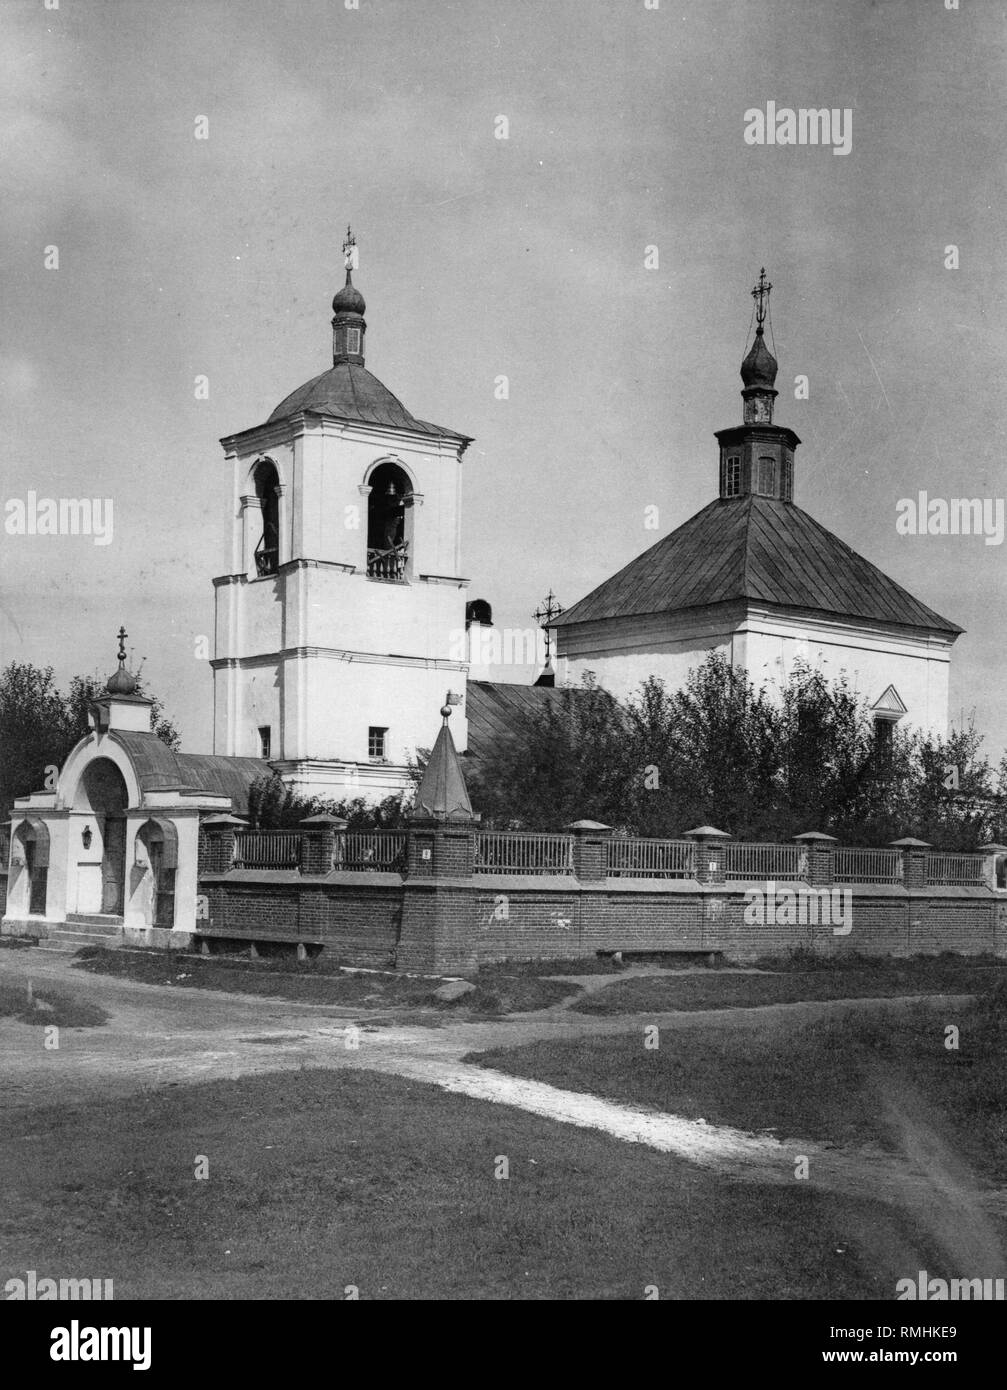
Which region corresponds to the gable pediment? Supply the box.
[871,684,908,718]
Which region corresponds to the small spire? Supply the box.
[411,700,475,822]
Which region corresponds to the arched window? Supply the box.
[253,460,280,577]
[366,462,413,579]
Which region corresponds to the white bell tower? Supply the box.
[211,231,472,801]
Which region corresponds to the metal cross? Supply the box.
[116,625,128,663]
[751,267,772,330]
[343,224,358,271]
[533,589,564,666]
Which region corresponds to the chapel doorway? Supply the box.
[77,759,130,918]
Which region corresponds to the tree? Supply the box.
[244,773,413,829]
[467,653,1003,848]
[0,662,180,818]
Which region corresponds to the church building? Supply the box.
[211,229,473,801]
[549,271,962,742]
[2,255,966,950]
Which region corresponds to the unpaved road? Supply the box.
[2,947,1005,1279]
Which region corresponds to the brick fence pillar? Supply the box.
[683,826,732,886]
[891,837,930,891]
[977,842,1007,891]
[794,831,837,887]
[200,814,246,874]
[299,814,347,875]
[396,819,479,975]
[566,820,612,881]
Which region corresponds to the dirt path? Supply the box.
[2,948,1004,1278]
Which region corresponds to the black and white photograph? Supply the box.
[1,0,1005,1348]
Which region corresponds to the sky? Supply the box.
[2,0,1006,755]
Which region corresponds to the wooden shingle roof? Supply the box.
[551,496,962,636]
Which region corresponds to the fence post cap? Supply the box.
[977,843,1007,853]
[793,831,838,842]
[202,814,247,827]
[300,814,348,828]
[683,825,732,840]
[889,837,931,848]
[565,819,611,833]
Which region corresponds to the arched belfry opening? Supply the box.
[366,461,413,580]
[76,758,130,916]
[253,459,280,577]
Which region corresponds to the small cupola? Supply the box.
[740,268,778,425]
[90,626,154,734]
[714,269,800,504]
[331,225,366,367]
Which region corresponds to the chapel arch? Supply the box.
[75,758,130,916]
[136,818,178,929]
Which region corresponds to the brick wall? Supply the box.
[195,870,1006,973]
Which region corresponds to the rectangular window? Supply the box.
[874,717,893,771]
[258,726,271,760]
[758,456,776,496]
[346,327,361,354]
[368,726,388,760]
[724,456,741,497]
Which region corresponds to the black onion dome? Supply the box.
[106,665,138,695]
[332,271,366,316]
[741,328,778,390]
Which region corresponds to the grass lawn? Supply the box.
[469,986,1007,1186]
[0,980,108,1028]
[0,1068,944,1300]
[571,954,1007,1015]
[70,948,580,1015]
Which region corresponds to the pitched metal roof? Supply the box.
[412,716,474,820]
[551,495,963,636]
[464,680,571,765]
[108,732,270,814]
[267,362,470,442]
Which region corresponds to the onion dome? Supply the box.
[740,327,778,390]
[106,625,139,695]
[332,271,366,317]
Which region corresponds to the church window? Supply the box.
[758,456,776,496]
[346,327,361,355]
[873,717,894,771]
[253,460,280,576]
[258,726,271,760]
[724,456,741,497]
[368,726,388,760]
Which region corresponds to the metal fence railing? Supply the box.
[474,832,574,875]
[233,830,302,870]
[834,846,903,884]
[925,852,986,887]
[607,837,696,878]
[341,831,407,872]
[724,841,801,879]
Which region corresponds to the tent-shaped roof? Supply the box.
[267,362,470,442]
[551,495,962,636]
